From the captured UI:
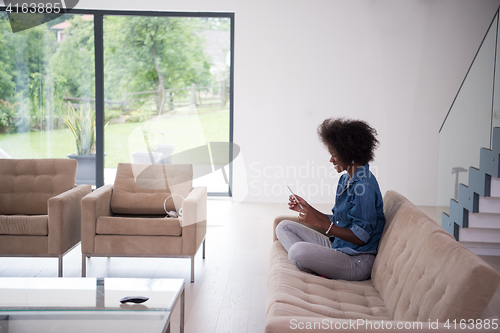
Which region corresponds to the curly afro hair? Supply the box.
[317,118,379,166]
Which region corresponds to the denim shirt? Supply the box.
[327,164,386,255]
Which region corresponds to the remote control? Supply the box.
[119,296,149,304]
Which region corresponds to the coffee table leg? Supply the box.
[180,287,185,333]
[58,255,63,277]
[82,254,86,277]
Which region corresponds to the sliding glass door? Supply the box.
[103,15,232,194]
[0,9,234,195]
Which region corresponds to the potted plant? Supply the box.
[131,124,162,164]
[65,102,97,185]
[152,131,175,164]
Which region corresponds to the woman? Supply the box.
[276,117,385,281]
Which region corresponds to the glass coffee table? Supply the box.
[0,277,184,333]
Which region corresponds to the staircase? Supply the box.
[442,126,500,255]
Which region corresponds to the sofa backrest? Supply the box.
[0,159,77,215]
[372,190,500,322]
[110,163,193,215]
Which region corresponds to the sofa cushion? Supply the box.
[110,163,193,215]
[267,241,391,321]
[0,159,77,215]
[96,216,182,236]
[0,215,48,235]
[371,190,500,322]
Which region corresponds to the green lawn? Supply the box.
[0,109,230,168]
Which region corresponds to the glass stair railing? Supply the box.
[438,7,500,255]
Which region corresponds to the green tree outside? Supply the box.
[0,14,216,133]
[104,16,213,113]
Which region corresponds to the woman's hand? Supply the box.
[288,194,305,212]
[289,194,360,244]
[289,194,330,229]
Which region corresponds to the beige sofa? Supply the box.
[81,163,206,282]
[0,159,91,276]
[266,190,500,332]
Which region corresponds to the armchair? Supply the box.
[0,159,92,276]
[81,163,207,282]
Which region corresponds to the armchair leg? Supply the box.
[58,255,63,277]
[190,256,195,283]
[203,238,206,259]
[82,254,87,277]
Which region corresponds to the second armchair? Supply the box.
[81,163,207,282]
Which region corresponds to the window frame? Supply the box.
[0,7,235,197]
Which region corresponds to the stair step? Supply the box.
[459,227,500,243]
[491,177,500,197]
[459,183,479,213]
[460,241,500,256]
[469,167,491,197]
[478,196,500,213]
[493,127,500,153]
[468,212,500,228]
[449,198,468,227]
[441,212,458,240]
[480,148,500,178]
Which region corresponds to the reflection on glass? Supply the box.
[104,278,182,309]
[103,16,231,193]
[0,13,96,184]
[0,277,183,311]
[0,312,167,333]
[437,16,497,222]
[0,277,96,307]
[0,277,175,333]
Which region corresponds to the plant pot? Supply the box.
[131,151,163,164]
[153,144,176,164]
[67,154,96,185]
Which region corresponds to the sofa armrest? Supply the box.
[182,186,207,227]
[181,186,207,255]
[81,185,113,254]
[272,215,325,242]
[48,184,92,254]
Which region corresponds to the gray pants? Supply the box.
[276,220,375,281]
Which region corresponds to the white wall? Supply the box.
[233,0,500,206]
[21,0,500,206]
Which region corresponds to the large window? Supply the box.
[0,12,95,166]
[0,9,234,195]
